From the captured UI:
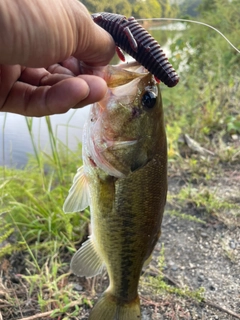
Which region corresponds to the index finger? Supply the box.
[1,75,108,117]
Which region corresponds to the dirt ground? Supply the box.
[1,161,240,320]
[157,165,240,320]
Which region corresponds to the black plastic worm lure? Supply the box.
[91,12,179,87]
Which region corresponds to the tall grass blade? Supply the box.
[45,116,63,183]
[25,117,41,167]
[1,113,7,176]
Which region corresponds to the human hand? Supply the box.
[0,0,115,117]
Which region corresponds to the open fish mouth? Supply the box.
[79,61,149,87]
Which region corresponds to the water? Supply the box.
[0,107,90,168]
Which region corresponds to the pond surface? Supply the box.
[0,107,90,168]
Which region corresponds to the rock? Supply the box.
[229,240,236,249]
[72,283,83,291]
[142,309,151,320]
[197,274,205,282]
[171,264,179,271]
[200,232,208,238]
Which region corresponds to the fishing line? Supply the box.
[136,17,240,54]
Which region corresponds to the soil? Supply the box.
[0,160,240,320]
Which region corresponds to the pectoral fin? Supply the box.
[70,236,104,277]
[63,166,90,213]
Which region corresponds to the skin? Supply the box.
[0,0,115,117]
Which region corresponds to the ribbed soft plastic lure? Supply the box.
[92,12,179,87]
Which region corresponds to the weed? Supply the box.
[174,185,235,215]
[226,115,240,135]
[221,244,237,263]
[167,209,206,224]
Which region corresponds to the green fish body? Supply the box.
[64,63,167,320]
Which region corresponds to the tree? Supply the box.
[131,0,162,19]
[198,0,217,14]
[104,0,132,16]
[80,0,104,13]
[180,0,202,17]
[81,0,131,16]
[158,0,171,17]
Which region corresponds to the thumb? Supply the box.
[71,7,115,66]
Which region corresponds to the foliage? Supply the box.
[130,0,162,19]
[80,0,179,18]
[80,0,132,16]
[180,0,202,17]
[174,0,240,81]
[161,0,240,159]
[0,212,15,258]
[175,185,236,214]
[0,125,91,318]
[21,256,91,318]
[158,0,171,17]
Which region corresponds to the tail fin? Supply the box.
[89,291,141,320]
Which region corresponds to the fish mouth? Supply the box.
[79,61,149,87]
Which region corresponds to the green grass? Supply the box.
[1,152,88,246]
[0,117,91,318]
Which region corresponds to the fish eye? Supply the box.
[141,91,157,109]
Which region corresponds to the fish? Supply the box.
[63,61,167,320]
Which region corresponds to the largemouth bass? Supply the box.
[63,62,167,320]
